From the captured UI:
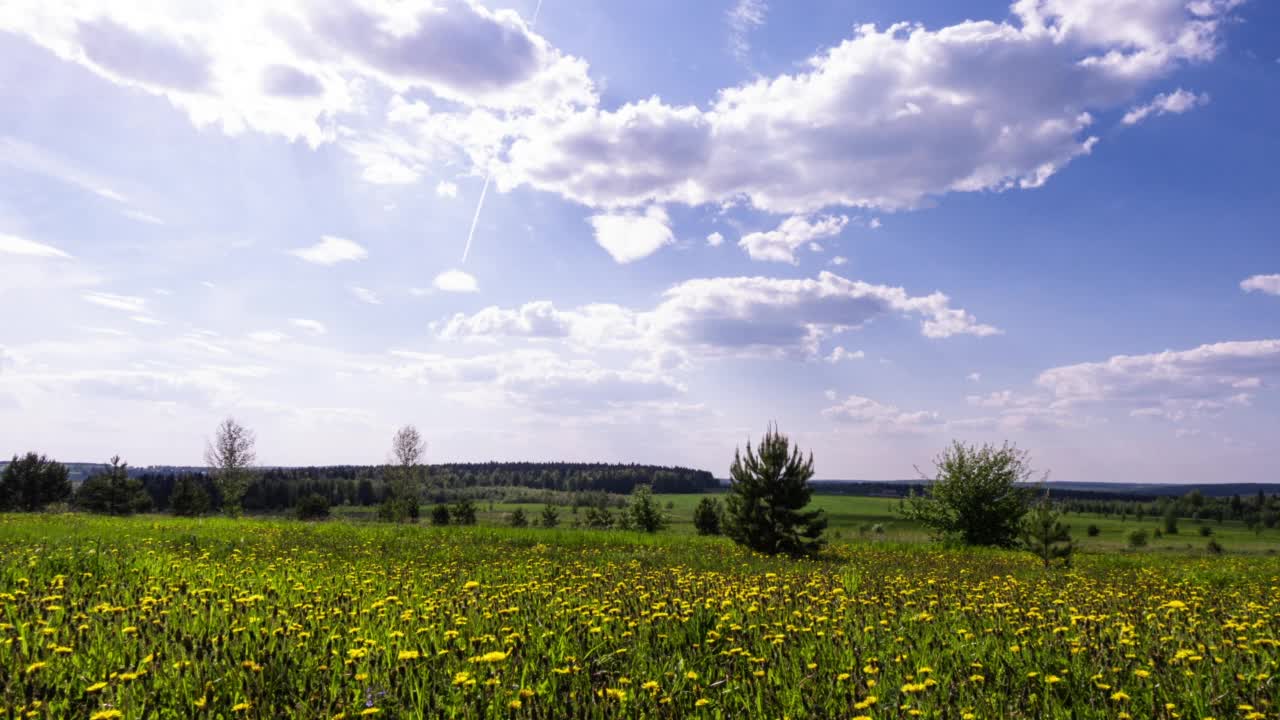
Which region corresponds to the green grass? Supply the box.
[2,513,1278,719]
[456,493,1280,555]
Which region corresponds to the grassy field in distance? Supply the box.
[328,492,1280,555]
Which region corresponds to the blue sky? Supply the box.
[1,0,1278,482]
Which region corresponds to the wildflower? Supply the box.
[1110,691,1130,702]
[25,662,47,675]
[232,702,251,712]
[685,671,699,681]
[695,699,710,707]
[86,682,108,693]
[90,711,123,720]
[360,710,380,716]
[398,650,420,661]
[470,651,507,663]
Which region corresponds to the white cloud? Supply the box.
[829,256,849,266]
[1037,339,1280,418]
[706,231,724,247]
[822,394,942,431]
[130,315,165,326]
[121,208,165,225]
[436,180,459,198]
[433,269,479,293]
[385,348,683,416]
[248,331,287,343]
[1122,88,1209,125]
[0,233,72,259]
[497,1,1234,215]
[350,286,382,305]
[739,214,848,264]
[966,372,982,382]
[289,235,367,265]
[587,206,674,263]
[1241,274,1280,296]
[289,318,327,336]
[727,0,767,62]
[869,218,882,229]
[825,346,865,363]
[0,0,595,154]
[440,271,997,361]
[83,292,147,313]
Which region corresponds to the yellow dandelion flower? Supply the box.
[85,682,108,693]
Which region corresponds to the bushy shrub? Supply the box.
[693,497,723,535]
[1086,524,1100,537]
[430,504,450,525]
[1128,529,1149,548]
[295,493,330,520]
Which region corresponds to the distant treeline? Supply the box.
[133,462,717,513]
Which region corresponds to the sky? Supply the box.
[1,0,1278,482]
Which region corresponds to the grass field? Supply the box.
[2,513,1278,719]
[334,493,1280,555]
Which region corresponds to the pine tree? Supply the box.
[693,497,723,535]
[0,452,71,511]
[75,456,151,515]
[724,424,826,556]
[540,504,560,528]
[170,476,211,516]
[451,498,477,525]
[628,485,665,533]
[1020,498,1074,568]
[509,508,528,527]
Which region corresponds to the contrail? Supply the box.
[459,0,543,264]
[460,171,490,264]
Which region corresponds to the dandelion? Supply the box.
[85,682,108,693]
[398,650,420,661]
[90,711,123,720]
[695,699,710,707]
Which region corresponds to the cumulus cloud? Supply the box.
[0,233,72,259]
[706,231,724,247]
[289,318,327,335]
[1241,274,1280,296]
[436,180,459,198]
[1037,339,1280,418]
[739,214,848,264]
[440,271,997,360]
[822,394,942,431]
[2,0,1237,228]
[497,1,1235,215]
[289,235,367,265]
[587,206,675,263]
[386,348,683,416]
[433,269,479,293]
[824,346,865,363]
[1122,88,1209,125]
[0,0,593,147]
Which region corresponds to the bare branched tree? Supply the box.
[391,425,425,468]
[204,417,256,517]
[380,424,425,522]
